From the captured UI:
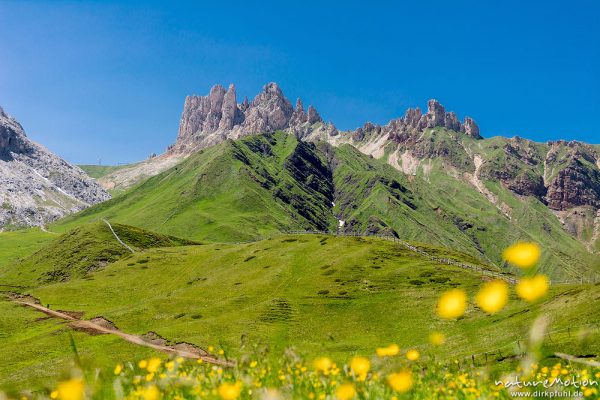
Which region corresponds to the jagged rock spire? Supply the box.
[170,82,328,154]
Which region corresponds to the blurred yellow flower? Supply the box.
[313,357,333,372]
[218,382,241,400]
[56,378,84,400]
[138,359,148,369]
[475,280,509,314]
[387,371,413,393]
[141,385,160,400]
[335,383,356,400]
[516,275,549,302]
[350,356,370,379]
[503,242,541,268]
[146,357,161,373]
[436,289,467,319]
[406,349,420,361]
[50,391,58,399]
[376,344,400,357]
[429,332,445,346]
[114,363,123,375]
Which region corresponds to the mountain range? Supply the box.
[1,83,599,280]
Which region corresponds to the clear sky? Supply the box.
[0,1,598,164]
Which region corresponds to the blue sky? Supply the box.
[0,0,598,164]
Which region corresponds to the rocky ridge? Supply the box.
[0,107,110,229]
[169,83,337,155]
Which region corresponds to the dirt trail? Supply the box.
[102,219,134,253]
[9,295,234,367]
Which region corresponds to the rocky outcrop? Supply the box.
[0,107,110,229]
[345,98,482,148]
[169,82,334,155]
[545,152,600,210]
[463,117,480,138]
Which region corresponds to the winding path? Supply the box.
[10,296,234,367]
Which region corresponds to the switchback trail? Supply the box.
[8,295,234,367]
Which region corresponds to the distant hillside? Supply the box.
[2,221,197,284]
[56,132,599,281]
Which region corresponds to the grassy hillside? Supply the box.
[78,164,135,179]
[1,234,598,392]
[58,133,338,242]
[0,221,198,286]
[0,228,55,269]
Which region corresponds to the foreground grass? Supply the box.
[3,349,599,399]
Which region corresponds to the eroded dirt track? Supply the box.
[8,294,234,367]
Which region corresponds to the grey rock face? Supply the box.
[169,82,331,155]
[425,99,446,128]
[0,107,110,229]
[347,98,483,146]
[463,117,481,139]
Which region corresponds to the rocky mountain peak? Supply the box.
[426,99,446,127]
[463,117,480,138]
[307,105,321,124]
[169,84,487,158]
[347,99,483,145]
[0,106,110,228]
[169,82,330,155]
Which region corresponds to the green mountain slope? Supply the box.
[55,132,598,280]
[1,234,598,391]
[0,221,197,285]
[78,164,134,179]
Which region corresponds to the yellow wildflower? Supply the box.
[56,378,84,400]
[141,385,160,400]
[146,357,161,373]
[218,382,241,400]
[437,288,467,319]
[387,371,413,393]
[376,344,400,357]
[138,359,148,369]
[503,242,541,268]
[114,363,123,375]
[475,280,509,314]
[350,356,370,380]
[313,357,333,373]
[406,349,420,361]
[336,383,356,400]
[50,391,58,399]
[516,275,549,302]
